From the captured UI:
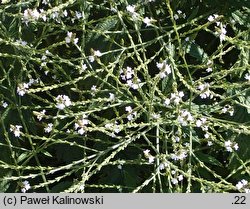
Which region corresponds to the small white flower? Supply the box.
[91,85,97,92]
[245,73,250,81]
[109,93,115,101]
[21,180,31,193]
[143,149,154,163]
[196,119,202,127]
[125,106,132,113]
[127,113,134,121]
[17,83,29,96]
[65,31,78,44]
[10,125,22,137]
[44,123,53,133]
[93,50,102,57]
[143,17,155,27]
[233,143,239,151]
[63,10,68,17]
[236,180,248,190]
[148,156,154,163]
[75,11,82,19]
[75,115,89,135]
[172,136,180,143]
[126,5,135,13]
[152,113,160,120]
[207,141,213,146]
[178,175,183,181]
[225,140,232,147]
[37,109,46,121]
[157,61,171,76]
[77,128,85,135]
[204,133,210,139]
[2,101,8,108]
[164,98,171,106]
[171,178,178,185]
[206,67,213,72]
[208,14,218,22]
[208,15,215,22]
[89,56,95,62]
[56,95,72,110]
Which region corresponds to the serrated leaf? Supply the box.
[196,152,223,167]
[185,42,208,62]
[86,16,118,43]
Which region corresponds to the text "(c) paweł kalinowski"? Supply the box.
[20,195,104,205]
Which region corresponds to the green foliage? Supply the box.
[0,0,249,193]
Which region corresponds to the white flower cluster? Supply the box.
[156,60,171,78]
[236,180,249,193]
[174,10,186,20]
[143,149,154,163]
[195,117,208,131]
[104,121,121,137]
[208,14,219,22]
[44,123,53,133]
[10,125,22,138]
[17,79,38,96]
[55,95,72,110]
[75,115,89,135]
[170,149,188,161]
[34,109,46,121]
[126,5,139,19]
[177,109,193,126]
[164,91,184,106]
[65,31,78,44]
[89,50,102,62]
[221,105,234,116]
[206,60,213,72]
[17,83,29,96]
[21,181,31,193]
[208,14,227,42]
[125,106,137,121]
[224,140,239,152]
[197,82,213,99]
[23,8,40,21]
[171,172,184,185]
[120,67,141,90]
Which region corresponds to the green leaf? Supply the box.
[196,152,223,167]
[185,42,208,62]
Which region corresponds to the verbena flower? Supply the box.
[23,8,40,22]
[197,83,213,99]
[10,125,22,138]
[75,115,89,135]
[236,179,248,190]
[44,123,53,133]
[225,140,239,152]
[244,73,250,81]
[157,60,171,78]
[21,180,31,193]
[65,31,78,44]
[17,83,29,96]
[143,17,155,27]
[2,101,8,108]
[143,149,154,163]
[56,95,72,110]
[177,109,193,126]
